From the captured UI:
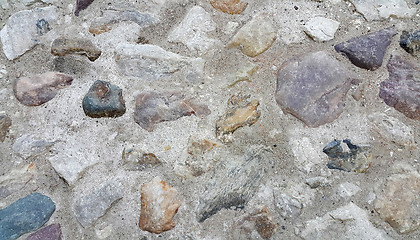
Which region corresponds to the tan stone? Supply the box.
[51,38,101,61]
[139,177,182,234]
[210,0,247,15]
[234,206,278,239]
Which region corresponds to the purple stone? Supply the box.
[26,224,62,240]
[75,0,95,16]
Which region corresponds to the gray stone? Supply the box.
[400,30,420,57]
[275,51,355,127]
[305,177,329,189]
[134,91,210,132]
[0,114,12,142]
[82,80,126,118]
[350,0,416,21]
[379,55,420,121]
[0,164,36,199]
[274,192,302,218]
[73,179,123,227]
[12,135,55,159]
[121,148,162,171]
[0,6,57,60]
[334,28,397,70]
[0,193,56,240]
[304,17,339,42]
[26,224,62,240]
[337,182,361,199]
[51,38,101,61]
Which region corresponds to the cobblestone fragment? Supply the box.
[51,38,101,61]
[210,0,247,15]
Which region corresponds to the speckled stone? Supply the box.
[400,30,420,57]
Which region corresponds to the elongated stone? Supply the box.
[51,38,101,61]
[210,0,248,15]
[12,135,55,159]
[0,193,56,240]
[0,114,12,142]
[75,0,94,16]
[368,113,415,147]
[400,30,420,58]
[121,148,161,171]
[335,28,397,70]
[26,224,62,240]
[349,0,416,21]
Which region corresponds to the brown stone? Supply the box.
[51,38,101,61]
[210,0,247,15]
[234,206,278,239]
[0,115,12,142]
[139,177,182,234]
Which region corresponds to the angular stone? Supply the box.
[335,28,397,70]
[304,17,340,42]
[323,139,372,173]
[210,0,247,15]
[216,95,261,143]
[273,192,302,218]
[227,63,258,88]
[375,168,420,233]
[337,182,361,199]
[75,0,94,16]
[89,10,157,35]
[115,43,205,81]
[82,80,126,118]
[197,147,268,222]
[301,202,390,240]
[168,6,219,55]
[51,38,101,61]
[0,114,12,142]
[350,0,416,21]
[139,177,181,234]
[0,193,56,240]
[227,14,276,57]
[13,72,73,106]
[121,148,161,171]
[400,30,420,57]
[134,91,210,131]
[275,51,355,127]
[26,224,62,240]
[0,7,57,60]
[73,180,123,227]
[379,55,420,120]
[12,135,55,159]
[233,206,278,240]
[0,163,36,199]
[368,113,415,147]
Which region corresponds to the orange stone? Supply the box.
[210,0,247,15]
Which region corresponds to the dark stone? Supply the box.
[26,224,62,240]
[275,51,356,127]
[0,115,12,142]
[51,38,101,62]
[134,91,210,131]
[400,30,420,57]
[379,55,420,120]
[335,28,397,70]
[36,19,51,35]
[75,0,95,16]
[82,80,126,118]
[0,193,56,240]
[323,139,372,172]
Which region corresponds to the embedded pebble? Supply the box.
[304,17,340,42]
[233,206,278,239]
[0,114,12,142]
[121,148,161,171]
[349,0,416,21]
[25,224,62,240]
[274,191,302,218]
[305,177,329,189]
[75,0,95,16]
[210,0,248,15]
[12,135,55,159]
[337,182,361,199]
[400,30,420,57]
[0,163,36,199]
[51,38,101,61]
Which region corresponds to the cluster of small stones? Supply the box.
[0,0,419,239]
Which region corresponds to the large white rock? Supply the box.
[0,6,57,60]
[350,0,416,21]
[304,17,340,42]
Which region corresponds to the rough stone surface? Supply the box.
[400,30,420,57]
[233,206,278,240]
[26,224,62,240]
[12,135,55,159]
[82,80,126,118]
[51,38,101,61]
[375,166,420,234]
[274,191,302,218]
[13,72,73,106]
[350,0,416,21]
[323,139,372,172]
[227,14,276,57]
[334,28,397,70]
[275,51,355,127]
[139,176,182,234]
[0,6,57,60]
[304,17,340,42]
[0,193,56,240]
[210,0,247,15]
[73,179,123,227]
[216,95,260,143]
[0,163,36,199]
[379,55,420,121]
[305,177,329,189]
[168,6,219,55]
[0,114,11,142]
[134,91,210,131]
[337,182,361,199]
[75,0,94,16]
[121,148,161,171]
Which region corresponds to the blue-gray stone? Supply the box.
[0,193,56,240]
[400,30,420,58]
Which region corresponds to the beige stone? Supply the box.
[210,0,247,15]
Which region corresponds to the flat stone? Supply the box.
[304,17,340,42]
[301,202,390,240]
[368,113,415,148]
[168,6,219,55]
[73,179,123,227]
[379,55,420,121]
[0,114,12,142]
[0,6,57,60]
[134,91,210,131]
[121,148,161,171]
[139,177,182,234]
[75,0,95,16]
[20,0,55,6]
[337,182,361,199]
[216,95,261,143]
[210,0,247,15]
[349,0,416,21]
[0,163,36,199]
[82,80,126,118]
[0,193,56,240]
[233,206,278,240]
[275,51,355,127]
[400,30,420,57]
[12,135,55,159]
[227,14,276,57]
[334,28,397,70]
[13,72,73,106]
[274,191,302,218]
[115,43,205,81]
[375,167,420,233]
[323,139,372,173]
[26,224,62,240]
[89,10,157,35]
[305,177,329,189]
[51,38,101,61]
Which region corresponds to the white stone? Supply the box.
[223,21,239,35]
[337,182,361,199]
[20,0,55,5]
[350,0,416,21]
[304,17,340,42]
[0,6,57,60]
[0,0,9,9]
[168,6,219,55]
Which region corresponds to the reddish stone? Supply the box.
[210,0,247,15]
